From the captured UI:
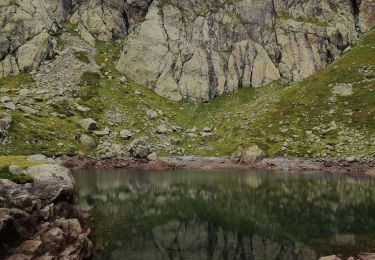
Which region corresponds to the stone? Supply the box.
[18,105,38,115]
[27,154,56,164]
[76,105,91,113]
[14,240,42,255]
[98,142,128,157]
[25,164,72,183]
[146,109,158,119]
[41,227,64,254]
[155,124,168,134]
[345,156,357,163]
[147,152,158,161]
[332,84,353,97]
[79,118,98,131]
[106,110,125,124]
[54,218,82,242]
[120,130,132,140]
[3,102,16,110]
[79,134,96,148]
[318,256,341,260]
[93,128,110,137]
[0,96,11,103]
[0,163,92,259]
[243,145,266,162]
[8,165,24,175]
[129,139,151,159]
[119,76,128,84]
[203,127,213,133]
[19,89,31,96]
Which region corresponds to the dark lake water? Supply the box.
[72,170,375,260]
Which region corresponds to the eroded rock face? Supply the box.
[0,165,93,259]
[0,0,81,77]
[116,0,373,100]
[70,0,153,45]
[0,0,155,77]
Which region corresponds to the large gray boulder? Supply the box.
[129,138,152,159]
[116,0,371,101]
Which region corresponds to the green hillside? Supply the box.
[1,29,374,158]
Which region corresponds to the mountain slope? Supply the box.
[0,27,374,158]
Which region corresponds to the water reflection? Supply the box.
[73,170,375,260]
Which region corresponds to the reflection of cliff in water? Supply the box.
[73,170,375,259]
[106,220,318,260]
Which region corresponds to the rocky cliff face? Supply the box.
[116,0,374,100]
[0,0,77,77]
[0,0,374,101]
[0,0,151,77]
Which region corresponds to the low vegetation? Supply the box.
[0,28,374,158]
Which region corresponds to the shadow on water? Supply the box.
[72,170,375,260]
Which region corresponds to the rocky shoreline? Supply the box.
[0,164,93,260]
[1,154,374,260]
[61,155,375,176]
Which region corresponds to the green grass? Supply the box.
[0,29,374,158]
[73,51,90,64]
[0,166,34,184]
[0,156,43,183]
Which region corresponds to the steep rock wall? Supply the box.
[0,0,152,77]
[116,0,374,101]
[0,0,82,77]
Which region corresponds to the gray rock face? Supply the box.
[0,164,93,259]
[116,0,373,100]
[70,0,153,45]
[0,0,80,77]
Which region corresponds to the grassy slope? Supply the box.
[0,29,374,158]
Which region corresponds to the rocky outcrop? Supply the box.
[0,0,82,77]
[70,0,153,45]
[0,164,93,259]
[116,0,374,100]
[0,0,153,77]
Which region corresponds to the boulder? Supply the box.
[0,164,93,259]
[146,109,158,119]
[79,118,98,131]
[120,129,132,140]
[17,105,39,115]
[155,124,168,134]
[93,128,110,137]
[8,165,24,175]
[147,152,158,161]
[79,134,96,148]
[41,227,64,254]
[232,145,266,164]
[244,145,266,162]
[27,154,56,164]
[129,139,151,159]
